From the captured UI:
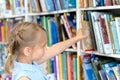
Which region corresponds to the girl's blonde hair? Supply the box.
[4,22,47,74]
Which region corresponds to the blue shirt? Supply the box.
[12,60,48,80]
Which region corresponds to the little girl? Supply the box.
[4,22,86,80]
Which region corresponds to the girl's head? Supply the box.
[4,22,47,74]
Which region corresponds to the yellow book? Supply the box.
[77,56,82,80]
[58,54,63,80]
[19,0,23,7]
[112,66,120,80]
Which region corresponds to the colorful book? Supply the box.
[112,65,120,80]
[45,0,54,11]
[90,12,104,53]
[98,14,113,54]
[110,20,120,54]
[81,11,94,51]
[99,70,108,80]
[115,17,120,49]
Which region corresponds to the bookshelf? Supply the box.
[0,0,120,80]
[78,6,120,58]
[78,0,120,80]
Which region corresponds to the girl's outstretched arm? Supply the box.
[37,28,87,64]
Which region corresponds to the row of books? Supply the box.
[28,0,76,13]
[0,0,76,15]
[0,17,24,42]
[78,0,120,8]
[81,11,120,54]
[40,52,77,80]
[81,54,120,80]
[0,0,26,17]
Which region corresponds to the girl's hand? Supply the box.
[76,28,87,40]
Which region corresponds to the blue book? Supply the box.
[99,70,108,80]
[104,67,116,80]
[95,0,104,6]
[45,0,54,11]
[101,62,118,80]
[53,0,60,11]
[15,0,20,7]
[68,0,76,8]
[66,13,76,29]
[101,62,118,69]
[110,21,120,54]
[49,18,59,79]
[30,0,36,12]
[36,16,41,24]
[50,18,58,44]
[82,63,96,80]
[59,0,68,9]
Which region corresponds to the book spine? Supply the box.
[98,14,113,54]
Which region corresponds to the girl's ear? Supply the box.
[23,47,32,56]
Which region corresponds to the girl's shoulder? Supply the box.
[12,60,48,80]
[12,70,30,80]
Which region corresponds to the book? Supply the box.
[87,11,98,51]
[98,14,113,54]
[49,18,59,80]
[68,0,76,8]
[66,52,73,80]
[81,54,96,80]
[72,54,77,80]
[59,0,68,9]
[81,11,94,51]
[112,65,120,80]
[61,13,76,49]
[82,63,96,80]
[99,70,108,80]
[45,0,54,11]
[101,62,118,80]
[115,17,120,49]
[110,20,120,54]
[104,14,116,54]
[39,0,47,12]
[90,12,104,53]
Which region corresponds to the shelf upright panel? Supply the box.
[24,0,28,21]
[76,0,82,80]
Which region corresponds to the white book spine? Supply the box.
[39,0,47,12]
[56,0,61,10]
[91,12,104,53]
[98,14,113,54]
[103,14,113,53]
[115,17,120,47]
